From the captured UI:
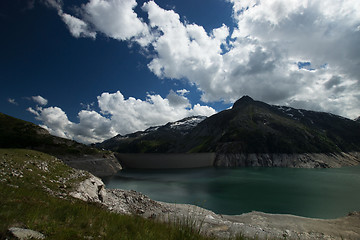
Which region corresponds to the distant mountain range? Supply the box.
[97,96,360,155]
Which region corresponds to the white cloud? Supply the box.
[8,98,18,105]
[142,1,230,100]
[140,0,360,118]
[225,0,360,118]
[27,107,39,116]
[32,95,48,106]
[36,106,72,139]
[61,13,96,38]
[82,0,150,43]
[97,90,216,135]
[44,0,151,43]
[44,0,96,38]
[45,0,360,119]
[28,90,216,144]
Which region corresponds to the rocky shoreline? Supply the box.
[214,152,360,168]
[71,174,360,240]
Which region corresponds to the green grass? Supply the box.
[0,182,216,240]
[0,149,260,240]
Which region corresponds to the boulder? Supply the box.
[7,227,45,240]
[70,175,106,203]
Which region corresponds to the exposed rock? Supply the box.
[215,152,360,168]
[103,189,169,216]
[7,227,45,240]
[70,175,106,203]
[62,153,122,177]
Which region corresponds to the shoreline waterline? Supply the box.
[103,165,360,219]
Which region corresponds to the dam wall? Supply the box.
[116,153,215,169]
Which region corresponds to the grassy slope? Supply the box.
[0,149,253,240]
[0,149,212,240]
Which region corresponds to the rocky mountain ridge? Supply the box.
[97,96,360,168]
[97,115,207,153]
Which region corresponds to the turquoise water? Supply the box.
[102,166,360,219]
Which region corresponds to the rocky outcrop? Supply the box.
[70,175,107,203]
[62,153,122,177]
[214,152,360,168]
[7,227,45,240]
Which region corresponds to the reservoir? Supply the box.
[102,165,360,219]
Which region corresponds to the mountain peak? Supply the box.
[232,95,254,109]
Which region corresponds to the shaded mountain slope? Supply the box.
[0,113,122,176]
[98,96,360,156]
[184,96,360,154]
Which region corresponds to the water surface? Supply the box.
[103,166,360,219]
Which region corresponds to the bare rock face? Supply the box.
[214,152,360,168]
[7,227,45,240]
[70,175,106,203]
[62,153,122,177]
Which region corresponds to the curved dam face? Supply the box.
[115,153,215,169]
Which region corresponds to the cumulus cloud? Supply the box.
[44,0,151,43]
[45,0,360,119]
[32,95,48,106]
[82,0,150,43]
[97,90,216,134]
[224,0,360,118]
[61,13,96,38]
[44,0,96,38]
[28,90,216,144]
[139,0,360,118]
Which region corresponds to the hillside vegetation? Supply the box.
[0,113,100,156]
[0,113,122,177]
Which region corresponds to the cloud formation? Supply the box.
[28,90,216,144]
[82,0,150,43]
[44,0,96,38]
[8,98,18,105]
[32,95,48,106]
[46,0,360,119]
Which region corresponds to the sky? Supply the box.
[1,0,360,144]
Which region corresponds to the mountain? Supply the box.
[96,116,206,153]
[99,96,360,154]
[97,96,360,168]
[185,96,360,154]
[0,113,122,176]
[355,116,360,123]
